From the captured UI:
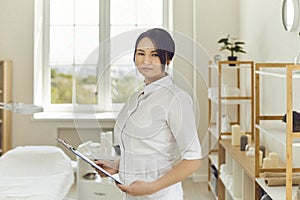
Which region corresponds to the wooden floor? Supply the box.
[65,178,215,200]
[182,178,215,200]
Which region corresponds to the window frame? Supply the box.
[34,0,170,114]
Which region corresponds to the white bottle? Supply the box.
[89,142,101,158]
[100,132,107,154]
[105,131,113,155]
[294,51,300,65]
[221,114,230,132]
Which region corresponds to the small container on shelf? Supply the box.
[210,165,218,196]
[240,135,248,151]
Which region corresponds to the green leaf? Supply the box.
[217,38,228,43]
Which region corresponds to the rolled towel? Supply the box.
[265,176,300,186]
[262,172,286,178]
[262,172,300,178]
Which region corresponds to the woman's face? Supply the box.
[135,37,165,84]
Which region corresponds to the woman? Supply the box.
[96,28,202,200]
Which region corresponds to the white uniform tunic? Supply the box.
[114,75,202,200]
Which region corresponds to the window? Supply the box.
[34,0,169,113]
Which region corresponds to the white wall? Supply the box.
[0,0,57,146]
[240,0,300,114]
[196,0,239,56]
[171,0,239,181]
[240,0,300,63]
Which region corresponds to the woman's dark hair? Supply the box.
[133,28,175,68]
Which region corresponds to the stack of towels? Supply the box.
[262,172,300,186]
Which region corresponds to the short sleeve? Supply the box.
[167,92,202,160]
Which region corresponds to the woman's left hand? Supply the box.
[116,180,156,196]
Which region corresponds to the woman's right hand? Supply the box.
[94,160,119,177]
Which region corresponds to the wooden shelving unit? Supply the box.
[207,60,254,200]
[208,152,219,199]
[255,63,300,200]
[0,60,12,155]
[218,140,255,200]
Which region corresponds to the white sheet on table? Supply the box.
[0,146,74,200]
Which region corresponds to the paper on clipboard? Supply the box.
[57,138,123,185]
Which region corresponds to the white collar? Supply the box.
[140,75,174,97]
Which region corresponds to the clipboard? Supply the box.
[57,138,123,185]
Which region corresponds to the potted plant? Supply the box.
[217,35,246,66]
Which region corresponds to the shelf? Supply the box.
[208,60,254,199]
[219,172,242,200]
[209,62,254,69]
[208,127,219,139]
[256,121,300,167]
[208,126,232,142]
[209,153,219,170]
[219,140,255,179]
[209,97,252,105]
[255,63,300,200]
[256,178,298,200]
[255,69,300,79]
[255,121,300,146]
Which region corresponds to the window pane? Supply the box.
[50,26,74,65]
[110,0,164,104]
[51,66,73,104]
[47,0,165,108]
[110,25,163,39]
[110,0,136,25]
[74,26,99,64]
[50,0,74,25]
[110,25,137,38]
[75,0,99,25]
[111,53,134,66]
[136,0,163,25]
[111,65,143,103]
[75,65,97,104]
[137,25,163,30]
